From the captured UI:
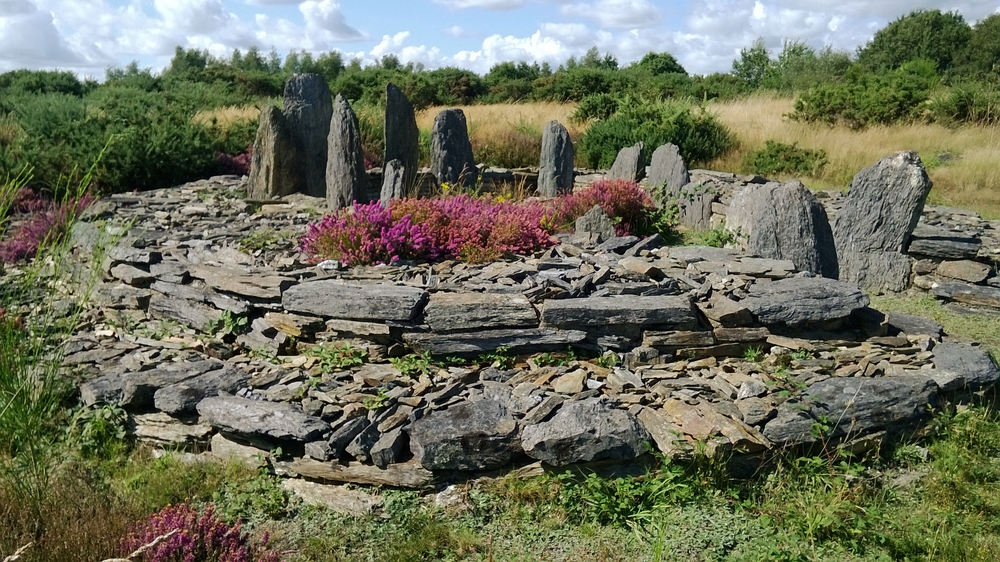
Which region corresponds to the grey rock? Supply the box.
[763,374,939,446]
[282,280,428,321]
[907,225,981,259]
[404,328,586,357]
[608,142,644,182]
[153,367,248,415]
[119,360,223,410]
[328,417,368,458]
[430,108,476,187]
[936,260,992,284]
[887,312,943,338]
[151,281,248,315]
[248,105,303,199]
[833,151,932,291]
[326,94,367,210]
[727,180,838,278]
[520,397,649,466]
[538,120,574,197]
[741,277,870,327]
[423,292,538,332]
[110,263,154,287]
[370,427,409,469]
[408,400,520,470]
[932,343,1000,391]
[197,396,329,443]
[345,421,382,463]
[575,205,617,245]
[380,159,407,205]
[735,397,777,426]
[384,83,419,190]
[541,296,696,329]
[677,190,716,230]
[932,282,1000,309]
[283,74,333,198]
[647,143,689,198]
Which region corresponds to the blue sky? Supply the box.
[1,0,999,79]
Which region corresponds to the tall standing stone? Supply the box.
[608,142,644,182]
[647,143,689,199]
[326,94,367,210]
[248,106,303,199]
[538,120,574,197]
[833,151,932,292]
[727,180,839,278]
[381,159,406,206]
[282,74,333,198]
[430,108,477,187]
[384,83,420,192]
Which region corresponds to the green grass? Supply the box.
[870,293,1000,358]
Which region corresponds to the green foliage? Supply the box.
[595,351,620,370]
[571,92,620,123]
[578,98,733,168]
[931,80,1000,125]
[309,343,368,372]
[732,37,774,89]
[683,225,735,248]
[479,345,514,369]
[214,469,292,524]
[631,52,687,76]
[363,389,390,411]
[69,405,128,460]
[744,140,828,177]
[956,14,1000,76]
[743,345,765,362]
[390,351,437,377]
[211,310,249,337]
[857,9,972,73]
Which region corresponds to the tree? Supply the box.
[581,46,618,70]
[632,52,687,75]
[732,37,774,89]
[956,13,1000,76]
[856,10,971,73]
[166,47,208,76]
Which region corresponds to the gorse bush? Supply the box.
[577,99,733,168]
[744,140,828,177]
[301,179,664,266]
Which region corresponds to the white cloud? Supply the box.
[0,1,85,70]
[446,25,472,37]
[561,0,661,29]
[300,0,364,41]
[434,0,526,9]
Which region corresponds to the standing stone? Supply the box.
[575,205,617,245]
[538,120,574,197]
[283,74,333,198]
[608,142,644,182]
[430,108,477,187]
[248,106,303,199]
[384,83,419,191]
[677,188,716,230]
[833,151,932,292]
[727,180,838,278]
[326,94,367,210]
[647,143,689,199]
[380,159,407,206]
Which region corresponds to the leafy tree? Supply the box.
[732,38,775,89]
[956,14,1000,76]
[856,10,971,73]
[632,52,687,75]
[0,70,85,96]
[581,47,618,71]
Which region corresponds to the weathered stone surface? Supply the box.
[608,142,644,182]
[423,292,538,332]
[131,412,212,446]
[697,294,753,327]
[289,458,434,489]
[282,280,428,321]
[521,397,649,466]
[384,83,419,190]
[118,360,223,410]
[833,151,932,291]
[677,190,716,230]
[196,396,329,443]
[370,427,409,469]
[430,108,476,187]
[887,312,943,338]
[538,120,574,197]
[763,374,939,445]
[153,366,248,415]
[932,343,1000,391]
[936,260,991,284]
[541,296,696,329]
[741,277,870,326]
[647,143,689,198]
[380,159,406,205]
[932,282,1000,308]
[727,180,838,278]
[210,433,268,467]
[552,369,587,394]
[281,479,382,516]
[151,281,248,315]
[326,94,367,210]
[907,225,981,259]
[283,74,333,198]
[636,407,685,456]
[189,266,294,301]
[408,400,519,470]
[248,105,303,199]
[146,295,218,332]
[575,205,617,245]
[404,328,586,357]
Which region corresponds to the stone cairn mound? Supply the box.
[58,172,999,499]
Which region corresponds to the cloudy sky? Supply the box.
[1,0,999,79]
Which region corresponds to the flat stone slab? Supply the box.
[282,280,428,321]
[423,292,538,332]
[541,296,696,329]
[740,277,870,326]
[932,343,1000,391]
[932,282,1000,309]
[288,458,434,489]
[408,400,520,470]
[521,397,649,466]
[196,396,329,443]
[403,328,586,357]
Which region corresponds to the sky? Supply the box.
[1,0,1000,79]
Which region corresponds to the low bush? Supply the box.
[744,140,828,177]
[0,192,92,263]
[577,99,733,169]
[571,92,621,123]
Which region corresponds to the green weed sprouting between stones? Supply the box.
[309,343,368,373]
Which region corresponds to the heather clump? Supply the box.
[0,193,92,264]
[300,179,663,266]
[218,145,252,176]
[119,503,279,562]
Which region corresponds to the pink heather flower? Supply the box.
[0,194,92,264]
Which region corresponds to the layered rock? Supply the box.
[248,106,303,199]
[430,108,476,188]
[538,120,574,197]
[384,83,420,191]
[326,94,367,210]
[283,74,333,198]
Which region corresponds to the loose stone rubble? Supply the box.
[44,171,999,493]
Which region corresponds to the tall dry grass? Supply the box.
[416,103,585,168]
[192,105,264,130]
[707,94,1000,219]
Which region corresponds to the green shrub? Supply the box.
[577,99,733,168]
[571,93,620,123]
[931,80,1000,124]
[744,140,828,176]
